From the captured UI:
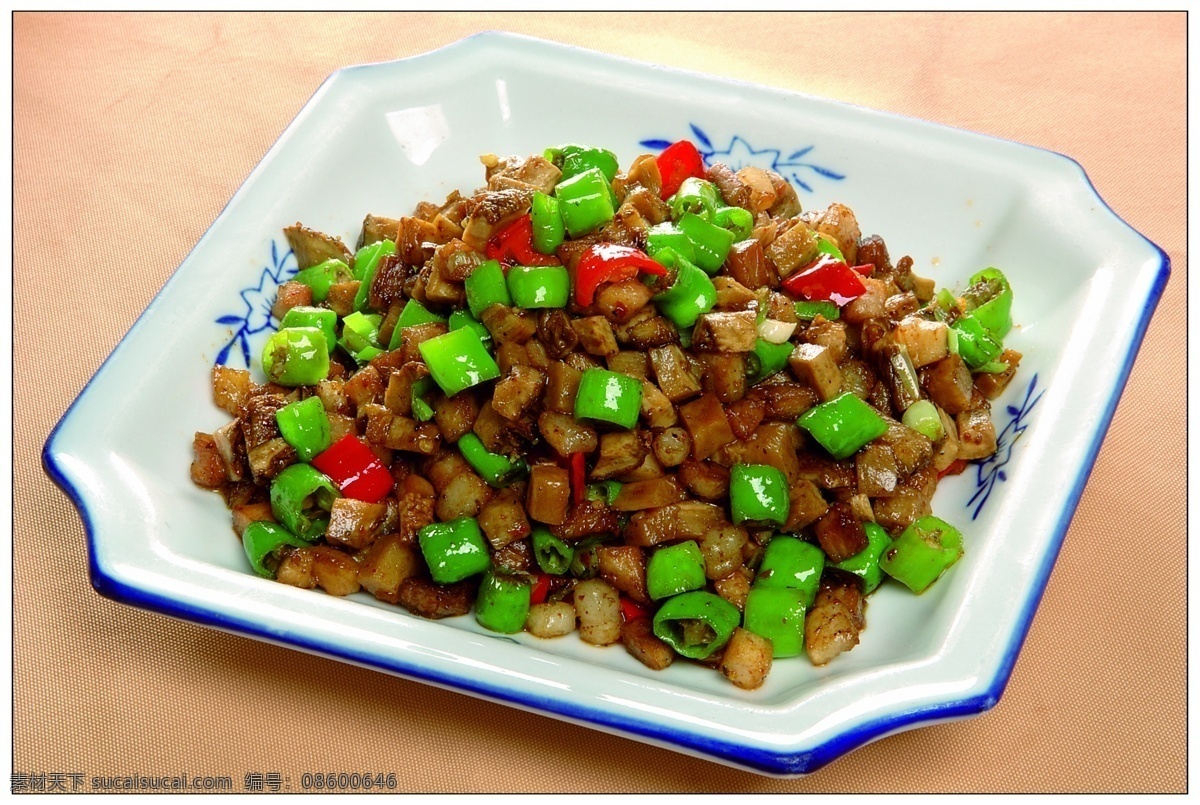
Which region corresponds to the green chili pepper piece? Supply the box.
[650,248,716,329]
[458,432,527,487]
[975,359,1010,374]
[474,568,532,634]
[794,300,841,321]
[351,239,396,312]
[645,222,697,263]
[547,144,620,183]
[388,298,448,350]
[274,396,331,462]
[340,311,382,355]
[293,258,352,304]
[797,392,888,460]
[834,522,892,594]
[880,515,964,594]
[585,480,623,506]
[554,167,615,237]
[950,314,1004,371]
[754,535,825,608]
[575,368,643,429]
[743,586,806,658]
[729,464,790,527]
[669,177,721,222]
[677,212,734,275]
[569,535,607,579]
[507,265,570,309]
[262,326,330,387]
[448,309,493,344]
[901,399,944,441]
[411,376,435,422]
[816,235,844,262]
[464,259,512,319]
[746,337,795,385]
[279,305,337,354]
[417,517,491,584]
[417,327,501,397]
[531,191,566,255]
[241,521,311,579]
[646,540,707,601]
[269,463,338,541]
[652,591,741,660]
[531,526,574,576]
[713,206,754,242]
[962,267,1012,338]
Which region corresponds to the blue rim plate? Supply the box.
[43,33,1168,776]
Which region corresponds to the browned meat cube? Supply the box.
[383,362,429,416]
[591,432,648,481]
[477,488,532,550]
[621,617,675,670]
[275,548,316,589]
[492,365,545,421]
[841,277,890,324]
[571,315,619,358]
[678,460,730,501]
[398,577,475,620]
[957,405,998,459]
[396,216,438,265]
[357,534,421,603]
[231,501,273,537]
[325,498,389,551]
[212,366,252,417]
[326,281,361,318]
[840,358,877,400]
[974,349,1023,399]
[885,291,921,320]
[714,566,754,611]
[598,545,649,603]
[699,524,749,581]
[623,501,724,547]
[872,488,931,533]
[460,187,531,251]
[765,219,819,277]
[856,442,900,498]
[284,222,351,269]
[270,280,312,321]
[606,350,650,379]
[650,345,703,403]
[543,361,582,415]
[359,213,400,247]
[612,476,686,511]
[789,343,842,401]
[595,278,653,324]
[784,479,829,531]
[922,354,975,414]
[639,380,678,428]
[713,275,758,310]
[737,167,781,212]
[480,304,537,345]
[718,422,801,485]
[526,464,571,525]
[384,416,440,455]
[879,420,934,475]
[537,309,579,359]
[814,503,868,563]
[395,321,448,366]
[856,234,891,274]
[815,202,861,266]
[720,628,773,690]
[892,316,949,367]
[190,432,228,489]
[761,381,819,420]
[805,573,865,666]
[726,394,766,441]
[801,316,848,365]
[695,353,747,404]
[725,239,776,290]
[538,410,598,456]
[691,311,758,353]
[679,393,736,461]
[310,545,361,597]
[549,499,620,540]
[344,365,384,411]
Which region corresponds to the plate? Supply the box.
[42,32,1168,775]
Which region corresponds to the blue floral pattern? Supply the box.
[214,240,297,368]
[967,374,1044,519]
[640,123,845,192]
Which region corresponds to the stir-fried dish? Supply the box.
[190,140,1020,689]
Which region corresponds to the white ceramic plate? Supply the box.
[44,33,1168,775]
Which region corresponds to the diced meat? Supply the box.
[788,343,842,401]
[922,354,975,414]
[397,577,476,619]
[571,316,620,358]
[493,366,546,421]
[359,213,400,247]
[805,572,865,666]
[357,534,421,603]
[956,405,998,460]
[784,479,829,531]
[814,502,868,563]
[550,499,620,540]
[325,498,389,551]
[284,222,351,269]
[720,628,773,690]
[679,393,736,461]
[621,617,675,670]
[892,316,949,367]
[476,488,532,549]
[765,219,818,278]
[649,345,702,403]
[591,431,648,480]
[815,202,861,266]
[526,463,571,525]
[677,460,730,501]
[611,475,686,511]
[270,281,312,320]
[597,545,649,603]
[691,311,758,353]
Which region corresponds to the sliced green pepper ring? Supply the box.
[269,463,339,541]
[652,590,741,660]
[242,521,310,579]
[962,267,1013,339]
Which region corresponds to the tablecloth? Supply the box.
[14,11,1185,793]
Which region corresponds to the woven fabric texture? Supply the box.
[14,11,1185,793]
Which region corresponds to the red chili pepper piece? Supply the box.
[849,263,874,276]
[485,215,559,267]
[530,572,552,606]
[620,596,650,622]
[781,255,868,306]
[574,243,668,307]
[655,139,705,200]
[569,451,586,506]
[938,458,970,479]
[311,434,394,503]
